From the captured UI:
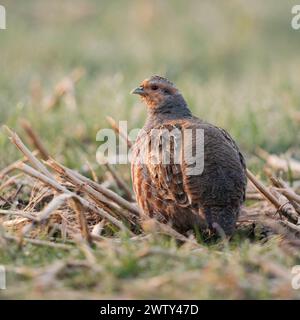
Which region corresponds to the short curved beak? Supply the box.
[130,86,145,96]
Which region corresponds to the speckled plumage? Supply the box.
[131,76,247,236]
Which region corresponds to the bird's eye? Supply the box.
[151,85,158,91]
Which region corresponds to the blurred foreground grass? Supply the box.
[0,0,300,299]
[1,234,300,299]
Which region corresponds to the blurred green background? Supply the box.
[0,0,299,169]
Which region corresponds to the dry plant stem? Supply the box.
[278,189,300,205]
[47,159,140,216]
[105,116,134,201]
[71,198,93,246]
[44,68,85,111]
[259,218,292,239]
[269,175,300,215]
[37,194,72,222]
[4,233,72,250]
[0,150,39,179]
[15,162,132,234]
[47,160,127,216]
[105,162,134,202]
[280,220,300,234]
[5,127,133,233]
[0,209,38,222]
[85,160,98,183]
[0,195,12,207]
[151,219,202,248]
[256,147,300,176]
[106,116,132,148]
[3,219,30,229]
[245,193,265,201]
[22,193,73,237]
[46,159,135,223]
[20,119,50,160]
[0,173,23,192]
[246,169,298,223]
[25,185,52,213]
[74,170,140,215]
[4,126,52,178]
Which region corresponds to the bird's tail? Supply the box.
[203,206,239,237]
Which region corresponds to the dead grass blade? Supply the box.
[0,209,38,221]
[70,198,93,246]
[45,159,137,225]
[46,159,140,216]
[44,68,85,111]
[142,218,203,249]
[4,233,72,250]
[246,169,298,223]
[104,162,134,202]
[269,175,300,215]
[0,173,23,192]
[4,126,52,178]
[0,150,39,179]
[15,162,132,234]
[20,119,50,160]
[106,116,132,148]
[256,147,300,177]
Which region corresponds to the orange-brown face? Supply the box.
[131,76,178,109]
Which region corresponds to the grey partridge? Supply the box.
[131,76,247,237]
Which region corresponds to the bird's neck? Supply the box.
[145,95,192,128]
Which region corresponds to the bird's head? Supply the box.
[131,75,185,111]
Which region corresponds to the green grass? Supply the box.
[1,234,300,299]
[0,0,300,299]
